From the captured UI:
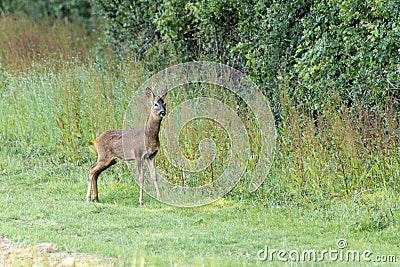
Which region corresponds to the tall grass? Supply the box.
[1,15,399,207]
[0,63,147,166]
[0,15,146,165]
[0,15,91,71]
[262,87,400,205]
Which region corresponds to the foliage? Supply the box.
[92,0,400,117]
[4,1,398,113]
[295,0,400,110]
[92,0,311,115]
[0,0,92,24]
[91,0,163,65]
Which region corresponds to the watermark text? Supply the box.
[257,239,397,263]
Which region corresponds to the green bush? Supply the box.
[0,0,92,24]
[93,0,400,116]
[295,0,400,110]
[3,1,399,113]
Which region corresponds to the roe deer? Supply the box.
[86,87,167,205]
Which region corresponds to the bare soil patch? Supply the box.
[0,237,114,267]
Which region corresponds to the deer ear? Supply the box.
[160,87,168,99]
[145,87,155,99]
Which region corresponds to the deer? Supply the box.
[86,87,167,205]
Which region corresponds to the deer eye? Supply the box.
[154,103,159,107]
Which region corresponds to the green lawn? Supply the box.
[1,153,399,266]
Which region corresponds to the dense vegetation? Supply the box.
[93,0,400,113]
[3,0,398,108]
[1,0,399,203]
[1,0,399,265]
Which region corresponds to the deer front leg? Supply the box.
[86,175,92,202]
[92,174,99,202]
[148,156,161,200]
[138,159,144,206]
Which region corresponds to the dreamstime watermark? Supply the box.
[257,239,397,263]
[123,62,276,207]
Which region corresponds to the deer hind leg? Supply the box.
[86,158,116,202]
[148,156,161,200]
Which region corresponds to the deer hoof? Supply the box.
[138,200,144,206]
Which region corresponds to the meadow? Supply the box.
[0,16,399,266]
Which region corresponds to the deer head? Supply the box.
[146,87,167,118]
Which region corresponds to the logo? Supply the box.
[124,62,276,207]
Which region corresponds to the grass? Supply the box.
[1,15,399,266]
[1,156,399,266]
[0,15,91,71]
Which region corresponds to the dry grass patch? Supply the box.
[0,237,114,267]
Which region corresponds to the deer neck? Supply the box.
[144,113,162,155]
